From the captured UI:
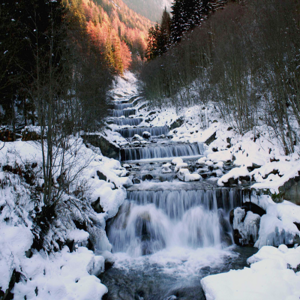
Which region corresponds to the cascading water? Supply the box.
[111,108,136,117]
[114,118,143,126]
[116,125,169,138]
[108,189,241,256]
[121,142,206,161]
[114,103,133,110]
[101,81,257,300]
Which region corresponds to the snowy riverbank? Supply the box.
[1,72,300,299]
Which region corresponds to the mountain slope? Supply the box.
[122,0,173,22]
[66,0,153,73]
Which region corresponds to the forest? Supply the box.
[0,0,151,137]
[142,0,300,155]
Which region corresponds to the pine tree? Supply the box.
[146,23,161,60]
[159,8,171,54]
[170,0,205,44]
[146,8,171,60]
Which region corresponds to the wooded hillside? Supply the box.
[141,0,300,155]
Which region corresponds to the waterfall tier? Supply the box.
[114,103,133,110]
[111,108,136,117]
[113,118,143,126]
[121,142,206,161]
[107,188,243,256]
[117,126,169,138]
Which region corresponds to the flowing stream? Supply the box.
[100,91,257,299]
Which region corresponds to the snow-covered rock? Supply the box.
[162,163,172,173]
[174,162,188,172]
[201,245,300,300]
[12,247,108,300]
[177,168,201,182]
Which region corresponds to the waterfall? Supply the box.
[114,103,133,110]
[114,118,143,126]
[111,108,136,117]
[107,189,242,256]
[116,126,169,138]
[121,142,206,161]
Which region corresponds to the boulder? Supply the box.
[132,134,144,141]
[97,170,107,181]
[142,131,151,139]
[169,117,184,130]
[142,174,153,181]
[91,198,105,214]
[82,134,120,160]
[177,168,201,182]
[162,163,172,173]
[232,209,261,246]
[204,131,217,146]
[132,178,141,184]
[279,176,300,205]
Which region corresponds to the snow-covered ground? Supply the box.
[0,137,129,298]
[1,71,300,299]
[201,244,300,300]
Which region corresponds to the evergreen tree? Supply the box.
[170,0,205,44]
[146,8,171,60]
[159,8,171,54]
[146,23,161,60]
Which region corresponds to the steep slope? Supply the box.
[122,0,173,22]
[66,0,153,73]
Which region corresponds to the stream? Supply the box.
[100,89,258,299]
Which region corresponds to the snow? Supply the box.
[217,166,250,186]
[162,162,172,173]
[177,168,201,182]
[13,247,108,300]
[0,225,33,291]
[0,135,129,298]
[201,245,300,300]
[2,71,300,299]
[233,209,260,245]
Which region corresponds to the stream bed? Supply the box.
[101,82,258,300]
[100,246,257,300]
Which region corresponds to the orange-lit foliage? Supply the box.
[80,0,152,74]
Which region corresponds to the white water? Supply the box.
[121,142,206,161]
[108,189,241,260]
[106,188,245,287]
[101,75,258,299]
[114,118,143,126]
[117,125,169,138]
[114,103,133,110]
[112,108,136,117]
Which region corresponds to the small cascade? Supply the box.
[127,188,243,217]
[116,126,169,138]
[111,108,136,117]
[121,142,206,161]
[114,103,133,110]
[114,118,143,126]
[107,188,242,256]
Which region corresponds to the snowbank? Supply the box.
[0,135,130,297]
[201,245,300,300]
[13,247,107,300]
